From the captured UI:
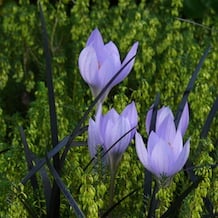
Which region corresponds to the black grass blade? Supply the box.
[174,45,211,195]
[39,4,59,151]
[20,127,52,212]
[46,155,86,218]
[22,135,77,184]
[200,97,218,218]
[36,158,52,212]
[39,4,60,217]
[148,93,160,134]
[200,96,218,138]
[21,128,88,184]
[19,127,39,191]
[175,45,211,128]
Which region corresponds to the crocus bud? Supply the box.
[79,28,138,103]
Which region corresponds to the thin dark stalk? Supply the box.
[39,4,60,217]
[200,96,218,138]
[174,45,211,127]
[199,96,218,217]
[46,155,85,218]
[19,127,39,196]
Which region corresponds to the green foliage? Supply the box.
[0,0,218,217]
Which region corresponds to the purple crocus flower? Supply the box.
[79,28,138,103]
[135,103,190,182]
[88,102,138,172]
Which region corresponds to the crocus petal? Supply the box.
[156,107,174,131]
[105,41,121,70]
[112,42,138,86]
[104,117,131,154]
[147,131,160,155]
[86,28,104,49]
[98,58,117,89]
[171,130,183,160]
[78,46,98,87]
[149,139,173,177]
[135,132,148,168]
[170,138,190,176]
[156,114,176,142]
[146,106,174,134]
[104,108,119,124]
[122,102,138,138]
[88,119,101,158]
[177,103,189,136]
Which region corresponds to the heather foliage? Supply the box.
[0,0,217,217]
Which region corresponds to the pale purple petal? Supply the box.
[147,131,160,155]
[177,103,189,136]
[121,102,138,138]
[104,117,131,155]
[135,132,148,168]
[171,130,183,160]
[104,108,119,124]
[86,28,104,48]
[112,42,138,86]
[78,46,98,86]
[149,139,173,177]
[105,41,121,70]
[156,114,176,142]
[170,139,190,176]
[88,119,101,158]
[98,58,117,89]
[146,106,173,134]
[114,117,131,154]
[156,107,174,131]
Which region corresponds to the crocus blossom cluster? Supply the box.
[88,102,138,172]
[79,28,191,182]
[136,103,190,180]
[79,28,138,103]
